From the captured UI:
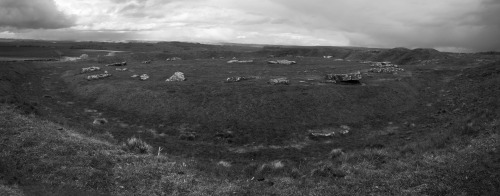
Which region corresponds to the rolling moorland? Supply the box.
[0,40,499,195]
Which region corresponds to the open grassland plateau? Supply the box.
[1,42,499,195]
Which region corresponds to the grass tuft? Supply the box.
[122,136,153,154]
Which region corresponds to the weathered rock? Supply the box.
[165,72,186,82]
[369,62,404,73]
[267,60,296,65]
[115,68,128,71]
[166,57,182,61]
[61,56,81,62]
[268,77,289,85]
[105,61,127,66]
[141,60,152,64]
[139,74,149,81]
[308,125,351,140]
[369,67,405,73]
[217,161,232,167]
[325,71,362,83]
[79,54,89,59]
[131,74,139,78]
[227,59,254,63]
[256,160,287,175]
[93,118,108,125]
[270,160,285,169]
[340,125,350,131]
[80,66,100,74]
[86,71,111,81]
[225,76,248,83]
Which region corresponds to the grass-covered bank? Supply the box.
[0,104,241,195]
[60,58,419,146]
[1,104,498,195]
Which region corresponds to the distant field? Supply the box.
[0,46,62,58]
[0,40,265,61]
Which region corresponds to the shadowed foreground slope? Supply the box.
[1,102,498,195]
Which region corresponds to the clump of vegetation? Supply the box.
[122,136,153,154]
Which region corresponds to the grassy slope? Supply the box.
[1,104,498,195]
[2,58,500,194]
[60,57,417,146]
[0,105,246,195]
[1,45,499,195]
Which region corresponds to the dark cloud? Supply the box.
[2,0,498,52]
[10,29,139,41]
[0,0,75,29]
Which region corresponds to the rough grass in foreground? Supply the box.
[121,136,153,154]
[0,105,239,195]
[1,104,498,195]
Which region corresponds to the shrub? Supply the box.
[122,136,153,154]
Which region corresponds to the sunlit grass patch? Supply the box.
[121,136,153,154]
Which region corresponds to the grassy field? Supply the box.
[1,41,499,195]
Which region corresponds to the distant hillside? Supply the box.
[0,39,454,64]
[256,46,451,64]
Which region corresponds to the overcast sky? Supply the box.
[1,0,499,52]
